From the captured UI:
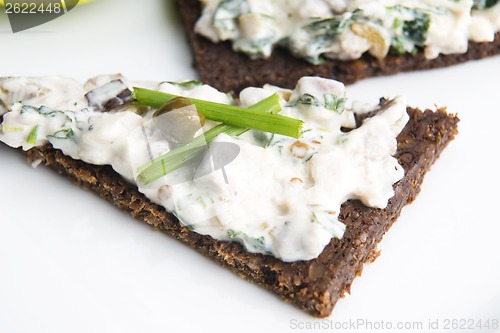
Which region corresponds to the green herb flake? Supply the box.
[305,152,318,162]
[402,11,430,46]
[2,125,24,133]
[310,212,318,223]
[299,93,320,106]
[255,236,265,246]
[163,80,204,89]
[473,0,499,9]
[389,6,430,54]
[49,128,75,140]
[336,134,348,145]
[299,10,360,64]
[213,0,244,34]
[324,94,346,113]
[287,93,321,107]
[227,229,266,247]
[20,105,37,114]
[197,196,207,209]
[227,229,239,238]
[26,125,39,145]
[304,12,355,37]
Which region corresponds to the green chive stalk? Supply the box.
[132,87,302,138]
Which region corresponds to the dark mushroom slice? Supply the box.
[85,79,133,112]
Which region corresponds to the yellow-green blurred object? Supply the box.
[0,0,93,6]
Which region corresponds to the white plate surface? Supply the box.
[1,1,499,332]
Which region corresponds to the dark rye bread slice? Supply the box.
[175,0,500,94]
[5,107,458,318]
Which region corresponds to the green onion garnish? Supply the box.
[2,125,24,132]
[132,87,302,138]
[137,94,282,185]
[26,125,39,145]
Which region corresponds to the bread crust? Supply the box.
[19,107,459,317]
[176,0,500,94]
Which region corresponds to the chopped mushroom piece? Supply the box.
[85,80,133,112]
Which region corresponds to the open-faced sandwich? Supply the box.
[0,75,458,317]
[176,0,500,93]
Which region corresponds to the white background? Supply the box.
[1,1,499,332]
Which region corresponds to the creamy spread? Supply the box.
[0,75,408,261]
[195,0,500,63]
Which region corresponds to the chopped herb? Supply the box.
[227,229,239,238]
[305,152,318,162]
[214,0,245,20]
[311,212,318,223]
[266,136,286,148]
[20,105,37,114]
[240,36,274,57]
[336,134,348,145]
[37,106,61,116]
[289,93,346,113]
[304,15,351,36]
[197,196,207,209]
[287,93,319,107]
[299,93,320,106]
[213,0,245,34]
[389,6,430,54]
[227,229,266,247]
[311,211,346,239]
[324,94,346,113]
[2,125,23,132]
[473,0,499,9]
[402,10,430,46]
[35,106,73,123]
[297,10,359,64]
[250,130,273,147]
[390,36,408,55]
[163,80,204,89]
[48,128,75,140]
[26,125,39,145]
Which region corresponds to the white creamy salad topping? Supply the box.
[0,75,408,261]
[195,0,500,63]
